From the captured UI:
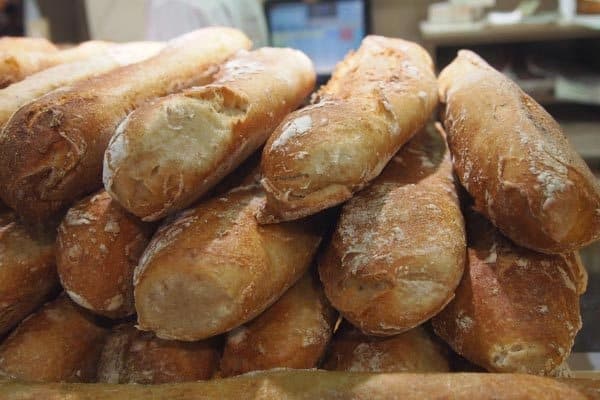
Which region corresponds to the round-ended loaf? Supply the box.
[134,184,327,341]
[57,190,153,318]
[439,50,600,254]
[258,35,438,223]
[0,28,250,225]
[319,124,465,335]
[432,211,585,376]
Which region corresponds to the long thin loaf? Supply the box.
[318,124,465,335]
[0,37,58,53]
[0,42,164,129]
[0,296,108,382]
[57,190,154,318]
[439,50,600,253]
[0,370,590,399]
[0,40,113,88]
[220,272,337,376]
[104,47,315,221]
[97,323,219,384]
[0,211,58,336]
[322,322,450,373]
[134,184,328,341]
[0,27,251,225]
[259,35,438,223]
[432,211,585,375]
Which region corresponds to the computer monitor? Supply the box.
[265,0,370,76]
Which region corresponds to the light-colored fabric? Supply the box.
[146,0,267,46]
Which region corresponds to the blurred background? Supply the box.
[2,0,599,371]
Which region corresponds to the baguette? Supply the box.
[0,295,108,382]
[318,124,465,335]
[0,42,164,129]
[0,40,113,88]
[0,27,251,225]
[104,47,315,221]
[322,322,450,372]
[439,50,600,253]
[97,323,219,384]
[56,190,153,318]
[0,371,590,400]
[134,184,327,341]
[0,210,58,336]
[258,35,438,223]
[432,211,585,375]
[0,37,58,53]
[220,272,337,376]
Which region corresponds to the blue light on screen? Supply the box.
[269,1,366,75]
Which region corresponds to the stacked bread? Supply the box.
[0,29,598,398]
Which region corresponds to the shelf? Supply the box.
[561,121,600,161]
[420,20,600,46]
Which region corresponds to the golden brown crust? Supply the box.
[322,322,450,372]
[318,124,465,335]
[0,41,113,88]
[0,295,108,382]
[258,35,438,223]
[0,371,590,400]
[134,185,327,341]
[104,47,315,221]
[97,323,219,384]
[0,210,58,335]
[56,190,153,318]
[439,50,600,253]
[0,28,251,225]
[220,272,337,376]
[0,42,164,129]
[432,211,583,375]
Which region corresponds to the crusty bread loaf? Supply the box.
[104,47,315,221]
[0,40,113,88]
[258,35,438,223]
[0,42,164,129]
[322,322,450,372]
[57,190,153,318]
[134,184,328,341]
[0,295,108,382]
[0,27,251,225]
[439,50,600,253]
[97,323,219,384]
[318,124,465,335]
[0,371,590,400]
[220,272,336,376]
[432,211,585,375]
[0,210,58,336]
[0,37,58,53]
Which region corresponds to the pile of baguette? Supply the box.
[0,28,599,399]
